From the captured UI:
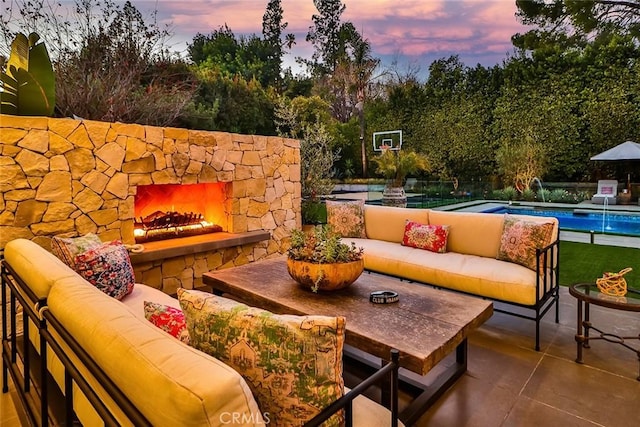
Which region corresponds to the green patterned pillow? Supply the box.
[51,233,102,269]
[326,199,366,238]
[497,215,554,271]
[177,289,345,426]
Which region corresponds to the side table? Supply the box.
[569,283,640,381]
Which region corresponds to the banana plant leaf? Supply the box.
[0,32,55,116]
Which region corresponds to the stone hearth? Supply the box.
[0,115,301,292]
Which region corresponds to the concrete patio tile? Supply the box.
[502,396,599,427]
[521,354,640,427]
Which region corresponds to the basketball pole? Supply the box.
[360,109,367,177]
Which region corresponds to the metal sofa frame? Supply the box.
[2,256,400,426]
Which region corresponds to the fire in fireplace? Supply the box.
[133,183,229,243]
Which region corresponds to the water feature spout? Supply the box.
[601,196,612,233]
[533,177,545,202]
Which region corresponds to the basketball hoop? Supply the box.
[373,130,402,152]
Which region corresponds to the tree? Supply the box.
[350,39,380,176]
[54,1,195,125]
[496,136,548,192]
[305,0,361,75]
[262,0,295,87]
[182,68,277,135]
[514,0,640,49]
[275,97,338,199]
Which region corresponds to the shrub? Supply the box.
[574,191,590,203]
[491,189,505,200]
[502,186,518,201]
[537,188,552,202]
[521,188,536,201]
[301,199,326,225]
[549,189,570,203]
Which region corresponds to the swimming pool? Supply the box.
[484,206,640,237]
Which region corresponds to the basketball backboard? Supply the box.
[373,130,402,152]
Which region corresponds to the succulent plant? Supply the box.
[288,225,363,264]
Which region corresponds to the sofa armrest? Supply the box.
[305,349,400,427]
[535,238,560,304]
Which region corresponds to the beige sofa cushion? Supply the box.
[428,211,505,258]
[121,282,182,316]
[352,393,405,426]
[47,277,265,426]
[4,238,78,300]
[347,238,540,306]
[364,204,430,243]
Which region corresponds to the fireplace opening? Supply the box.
[134,183,229,243]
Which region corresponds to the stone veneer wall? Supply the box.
[0,115,301,293]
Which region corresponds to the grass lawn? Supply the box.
[560,241,640,290]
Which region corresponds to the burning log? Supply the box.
[134,210,222,243]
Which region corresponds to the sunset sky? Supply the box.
[148,0,531,76]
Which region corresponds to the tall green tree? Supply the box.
[262,0,295,87]
[305,0,361,75]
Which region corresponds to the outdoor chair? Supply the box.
[591,180,618,205]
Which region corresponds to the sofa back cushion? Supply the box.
[4,238,78,300]
[428,211,505,258]
[364,204,430,243]
[178,288,345,427]
[47,277,264,426]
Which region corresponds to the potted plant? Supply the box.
[372,149,429,207]
[287,225,364,292]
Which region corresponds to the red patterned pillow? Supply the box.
[402,221,449,253]
[144,301,189,344]
[74,241,135,300]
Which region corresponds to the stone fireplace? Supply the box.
[0,115,301,293]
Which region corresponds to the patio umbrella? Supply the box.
[590,140,640,191]
[590,140,640,161]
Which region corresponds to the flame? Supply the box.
[134,183,228,230]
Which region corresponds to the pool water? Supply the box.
[484,206,640,237]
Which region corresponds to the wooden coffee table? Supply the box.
[203,257,493,425]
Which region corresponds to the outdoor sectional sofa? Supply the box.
[1,238,400,426]
[332,203,560,351]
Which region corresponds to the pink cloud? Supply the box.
[149,0,529,68]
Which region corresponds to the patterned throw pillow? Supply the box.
[497,215,554,271]
[326,199,366,238]
[177,288,345,427]
[51,233,102,269]
[402,221,449,253]
[143,301,190,344]
[74,241,135,300]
